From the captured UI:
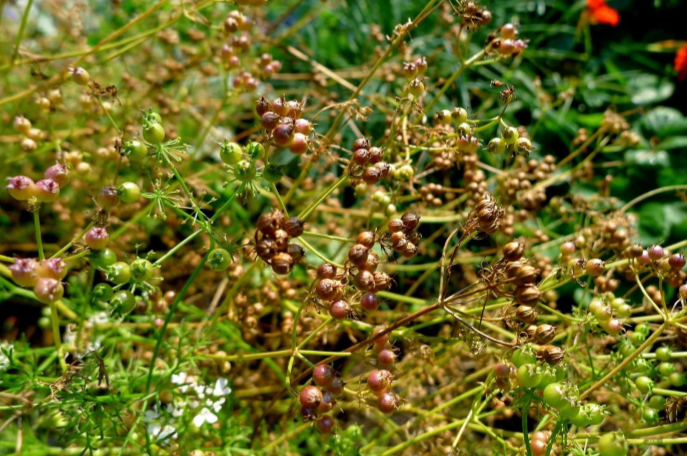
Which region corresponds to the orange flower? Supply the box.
[587,0,620,26]
[676,44,687,81]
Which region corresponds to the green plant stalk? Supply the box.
[297,174,348,221]
[9,0,34,66]
[0,254,15,263]
[522,397,533,456]
[153,229,203,266]
[49,300,67,373]
[34,211,44,261]
[270,182,288,215]
[50,221,95,259]
[297,236,344,268]
[545,418,565,456]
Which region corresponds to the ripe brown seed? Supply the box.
[369,147,384,164]
[515,304,537,324]
[271,252,294,275]
[354,270,375,292]
[257,212,285,238]
[514,265,538,286]
[535,324,556,344]
[353,138,371,151]
[256,238,277,260]
[378,392,399,414]
[317,263,337,279]
[362,252,380,272]
[390,231,407,250]
[503,241,524,262]
[586,259,605,276]
[538,345,565,366]
[515,286,542,306]
[352,148,371,165]
[401,212,420,231]
[348,244,369,266]
[272,229,290,251]
[283,217,305,238]
[362,166,382,184]
[356,231,376,249]
[287,244,305,263]
[373,271,392,291]
[400,242,418,258]
[299,385,323,408]
[256,96,271,116]
[260,111,280,130]
[316,278,341,301]
[388,219,404,233]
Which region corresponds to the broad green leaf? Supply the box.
[641,107,687,138]
[629,75,674,105]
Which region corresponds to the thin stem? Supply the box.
[49,300,67,373]
[297,174,348,221]
[34,211,44,261]
[154,229,203,266]
[270,183,288,215]
[522,397,533,456]
[51,221,95,259]
[10,0,34,66]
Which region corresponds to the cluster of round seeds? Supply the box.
[12,115,48,153]
[348,138,391,185]
[257,96,311,155]
[369,326,397,370]
[7,160,71,205]
[496,155,556,210]
[382,212,421,258]
[402,56,428,99]
[254,211,305,275]
[347,232,392,312]
[367,366,400,414]
[10,257,67,304]
[314,263,351,319]
[486,23,527,57]
[300,364,343,433]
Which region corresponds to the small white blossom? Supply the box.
[212,378,232,396]
[192,407,218,427]
[148,423,177,441]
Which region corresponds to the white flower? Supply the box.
[212,378,232,397]
[166,402,185,418]
[210,397,225,413]
[188,399,200,409]
[144,408,159,423]
[193,383,207,399]
[192,407,218,427]
[148,423,177,441]
[171,372,195,393]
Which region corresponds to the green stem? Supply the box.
[10,0,34,66]
[0,254,15,263]
[49,300,67,372]
[425,49,486,113]
[522,397,533,456]
[545,418,565,456]
[297,174,348,221]
[154,229,203,266]
[297,236,344,268]
[300,231,352,243]
[51,221,95,259]
[270,182,288,215]
[34,211,44,260]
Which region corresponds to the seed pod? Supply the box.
[362,252,380,272]
[260,111,280,130]
[256,238,277,261]
[414,56,428,75]
[272,97,288,117]
[356,231,376,249]
[535,324,556,344]
[316,415,335,433]
[402,62,418,80]
[329,299,351,319]
[287,244,305,263]
[7,176,36,201]
[352,148,371,165]
[400,242,418,258]
[407,230,422,245]
[388,219,404,233]
[515,286,542,306]
[257,211,284,236]
[503,241,524,262]
[514,265,538,286]
[373,271,392,292]
[524,324,537,340]
[348,244,369,267]
[255,96,272,116]
[44,162,70,187]
[34,278,64,304]
[313,365,335,388]
[354,270,375,292]
[299,385,323,408]
[361,293,380,311]
[316,263,337,279]
[401,212,420,231]
[283,217,305,238]
[367,369,393,397]
[369,147,384,163]
[273,122,295,147]
[505,261,522,278]
[353,138,371,151]
[538,345,565,366]
[390,231,407,251]
[316,278,341,301]
[375,162,392,178]
[362,166,382,184]
[515,304,537,324]
[272,229,290,251]
[586,259,605,276]
[271,252,294,275]
[10,258,38,287]
[626,244,644,258]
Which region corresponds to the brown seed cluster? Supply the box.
[253,211,305,275]
[257,96,311,155]
[382,212,421,258]
[348,138,391,185]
